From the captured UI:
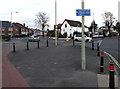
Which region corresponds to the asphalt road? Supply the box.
[2,37,119,87]
[5,36,119,63]
[6,37,101,87]
[100,38,118,60]
[4,36,119,62]
[86,37,119,63]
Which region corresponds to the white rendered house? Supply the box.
[60,19,89,37]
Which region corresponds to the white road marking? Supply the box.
[104,51,120,69]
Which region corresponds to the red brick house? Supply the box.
[0,21,12,36]
[13,23,29,36]
[0,21,44,38]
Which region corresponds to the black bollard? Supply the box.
[37,41,39,48]
[109,62,115,89]
[73,39,75,46]
[27,41,29,50]
[47,39,48,47]
[100,51,104,73]
[97,42,100,56]
[13,43,15,53]
[92,40,94,50]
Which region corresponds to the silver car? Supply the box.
[28,35,40,42]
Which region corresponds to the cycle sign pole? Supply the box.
[76,0,91,70]
[81,0,86,70]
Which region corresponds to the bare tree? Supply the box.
[89,20,97,37]
[35,12,49,37]
[102,11,115,37]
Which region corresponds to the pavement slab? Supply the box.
[97,74,118,88]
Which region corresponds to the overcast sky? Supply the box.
[0,0,119,29]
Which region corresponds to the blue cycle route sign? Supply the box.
[76,9,91,16]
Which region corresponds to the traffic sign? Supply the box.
[76,9,91,16]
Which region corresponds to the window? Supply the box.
[9,28,12,31]
[76,34,82,37]
[2,28,5,31]
[15,29,18,31]
[65,24,67,28]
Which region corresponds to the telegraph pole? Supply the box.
[92,13,94,37]
[11,12,18,39]
[81,0,86,70]
[11,12,13,39]
[55,0,57,46]
[118,1,120,22]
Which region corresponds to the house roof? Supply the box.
[61,19,88,28]
[0,21,12,28]
[57,23,62,29]
[99,26,108,29]
[13,23,24,28]
[13,23,29,30]
[64,19,82,27]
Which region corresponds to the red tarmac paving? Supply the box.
[2,47,30,87]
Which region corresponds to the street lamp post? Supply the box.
[81,0,86,70]
[118,1,120,22]
[11,12,18,39]
[55,0,57,46]
[92,13,94,37]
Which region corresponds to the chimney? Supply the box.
[23,23,25,27]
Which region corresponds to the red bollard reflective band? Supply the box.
[100,51,104,56]
[109,62,115,89]
[109,65,114,71]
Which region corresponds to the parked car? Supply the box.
[2,35,11,41]
[74,34,92,42]
[93,32,103,38]
[28,35,40,42]
[93,34,103,38]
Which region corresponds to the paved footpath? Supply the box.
[2,42,30,87]
[2,39,119,88]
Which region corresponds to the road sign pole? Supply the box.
[81,0,86,70]
[76,1,90,70]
